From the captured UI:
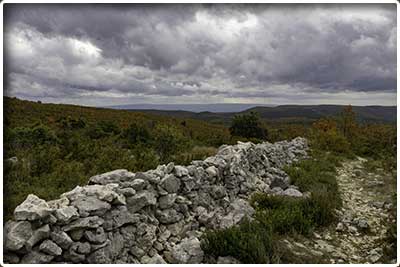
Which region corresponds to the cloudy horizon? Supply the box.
[4,4,397,107]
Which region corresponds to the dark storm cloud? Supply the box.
[4,4,397,106]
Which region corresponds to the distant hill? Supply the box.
[106,103,273,113]
[125,105,396,125]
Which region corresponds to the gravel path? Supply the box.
[281,157,396,264]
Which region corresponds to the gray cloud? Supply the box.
[4,4,397,106]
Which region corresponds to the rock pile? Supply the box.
[3,137,308,264]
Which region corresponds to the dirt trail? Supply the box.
[282,157,396,264]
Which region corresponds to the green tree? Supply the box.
[229,112,267,140]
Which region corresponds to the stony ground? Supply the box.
[280,157,396,264]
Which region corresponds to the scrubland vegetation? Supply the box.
[3,97,396,261]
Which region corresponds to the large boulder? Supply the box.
[14,194,53,221]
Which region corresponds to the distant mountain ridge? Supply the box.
[121,104,396,124]
[106,103,274,113]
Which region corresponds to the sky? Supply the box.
[3,4,397,107]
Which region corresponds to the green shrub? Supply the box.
[201,219,275,263]
[121,122,153,147]
[9,124,59,149]
[154,124,190,162]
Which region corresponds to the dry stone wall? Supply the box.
[3,137,308,264]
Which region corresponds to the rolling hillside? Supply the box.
[124,105,396,125]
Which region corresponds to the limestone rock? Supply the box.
[39,239,62,256]
[141,253,167,264]
[14,194,53,221]
[55,206,79,224]
[169,237,204,263]
[26,224,50,250]
[174,165,189,177]
[4,220,33,251]
[62,216,104,232]
[84,227,107,244]
[160,174,181,193]
[20,251,54,264]
[220,199,255,229]
[89,169,135,185]
[158,194,177,209]
[50,230,73,249]
[156,209,184,224]
[72,196,111,216]
[127,191,157,213]
[282,188,303,197]
[217,256,241,264]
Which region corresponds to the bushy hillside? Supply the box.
[3,97,232,219]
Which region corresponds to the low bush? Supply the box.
[201,219,276,263]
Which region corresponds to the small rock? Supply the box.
[368,248,383,263]
[158,194,177,209]
[348,226,358,234]
[70,229,84,241]
[84,227,107,244]
[217,256,241,264]
[205,166,218,177]
[336,222,344,232]
[282,188,303,197]
[20,251,54,264]
[174,165,189,177]
[156,209,183,224]
[50,230,73,249]
[26,224,50,250]
[160,175,181,193]
[54,206,79,224]
[39,240,63,256]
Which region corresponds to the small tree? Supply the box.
[229,112,267,140]
[154,124,189,162]
[339,105,357,141]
